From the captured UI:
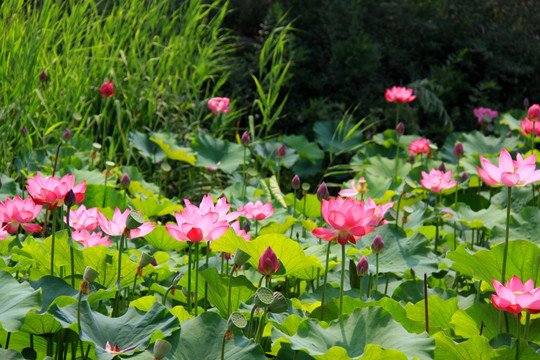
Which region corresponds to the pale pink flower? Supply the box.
[491,276,540,314]
[65,205,99,231]
[207,97,230,116]
[72,229,111,248]
[0,227,9,240]
[105,341,138,355]
[231,220,251,241]
[520,117,540,137]
[477,149,540,187]
[364,198,395,226]
[420,169,458,193]
[191,195,240,224]
[408,138,430,156]
[26,173,86,210]
[385,86,416,103]
[239,200,274,221]
[474,107,498,124]
[339,177,368,198]
[166,199,230,243]
[312,197,375,245]
[0,196,42,234]
[97,208,155,239]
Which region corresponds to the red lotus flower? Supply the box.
[385,86,416,103]
[408,138,430,156]
[99,82,114,97]
[473,107,498,125]
[239,200,274,221]
[528,104,540,121]
[0,196,43,234]
[207,97,230,116]
[420,169,458,193]
[520,117,540,137]
[312,197,375,245]
[477,149,540,187]
[26,173,86,210]
[492,276,540,314]
[258,246,279,276]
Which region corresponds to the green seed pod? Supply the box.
[268,292,288,313]
[126,211,145,230]
[233,248,251,267]
[254,287,274,308]
[227,312,248,331]
[153,339,172,360]
[83,266,99,283]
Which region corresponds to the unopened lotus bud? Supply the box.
[126,211,144,230]
[254,287,274,308]
[366,133,372,140]
[438,162,446,172]
[258,247,279,277]
[120,173,131,187]
[356,256,369,276]
[233,248,251,267]
[396,122,405,136]
[276,144,287,158]
[139,253,154,268]
[524,98,530,108]
[268,291,288,313]
[152,339,172,360]
[242,222,251,232]
[453,142,464,158]
[410,268,416,278]
[39,70,48,82]
[409,154,415,164]
[291,175,301,190]
[461,172,468,182]
[372,234,384,254]
[241,131,251,146]
[21,126,28,136]
[63,128,72,141]
[316,182,329,201]
[528,104,540,121]
[64,189,76,208]
[507,131,512,138]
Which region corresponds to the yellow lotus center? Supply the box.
[514,291,525,295]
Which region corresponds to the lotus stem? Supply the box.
[501,186,512,284]
[524,311,531,341]
[424,273,429,334]
[204,242,210,310]
[162,286,172,306]
[227,267,235,317]
[373,253,380,297]
[242,146,247,200]
[255,308,267,345]
[339,244,346,317]
[194,242,200,316]
[187,242,192,313]
[320,241,332,320]
[50,208,57,276]
[67,206,74,288]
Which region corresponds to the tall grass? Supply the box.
[0,0,234,173]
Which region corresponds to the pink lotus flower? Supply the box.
[26,173,86,210]
[231,220,251,241]
[491,276,540,314]
[65,205,99,232]
[72,229,111,248]
[385,86,416,103]
[477,149,540,187]
[239,200,274,221]
[312,197,376,245]
[190,195,240,224]
[207,97,230,116]
[166,199,230,243]
[339,177,368,198]
[99,82,114,97]
[0,227,9,240]
[98,208,155,239]
[258,246,279,276]
[0,196,42,234]
[420,169,458,193]
[408,138,430,156]
[520,117,540,137]
[473,107,498,124]
[105,341,138,355]
[364,198,394,226]
[528,104,540,121]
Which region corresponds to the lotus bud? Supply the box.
[120,173,131,187]
[438,162,446,172]
[242,222,251,232]
[409,154,415,164]
[316,182,329,201]
[396,122,405,136]
[63,128,72,141]
[528,104,540,121]
[356,256,369,276]
[453,142,464,158]
[507,131,512,138]
[276,144,287,158]
[372,234,384,254]
[241,131,251,146]
[254,287,274,308]
[461,172,468,182]
[524,98,530,108]
[64,189,76,208]
[366,133,372,140]
[152,339,172,360]
[126,211,144,230]
[21,126,28,136]
[99,82,114,97]
[233,248,251,267]
[268,291,288,313]
[291,175,301,190]
[39,70,48,82]
[80,266,99,294]
[410,268,416,279]
[258,246,279,277]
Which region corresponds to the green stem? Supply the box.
[131,273,138,303]
[220,333,227,360]
[290,190,297,239]
[255,308,267,345]
[394,134,401,180]
[359,276,364,299]
[67,206,74,288]
[50,208,57,276]
[247,305,258,339]
[204,242,210,310]
[194,242,200,316]
[242,146,247,200]
[77,290,84,359]
[395,192,404,229]
[455,158,460,204]
[320,241,332,320]
[187,242,192,313]
[434,194,440,252]
[373,253,379,297]
[339,244,346,317]
[523,312,531,342]
[516,316,521,360]
[162,287,172,306]
[501,186,512,283]
[227,267,235,317]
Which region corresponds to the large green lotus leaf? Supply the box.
[0,174,19,201]
[150,132,195,165]
[131,196,183,218]
[313,120,364,155]
[129,130,167,162]
[19,311,63,335]
[84,184,126,210]
[450,203,507,230]
[190,134,245,173]
[0,270,41,332]
[492,206,540,245]
[30,276,78,313]
[259,217,297,235]
[200,267,256,317]
[49,301,179,360]
[144,224,188,251]
[71,169,106,184]
[404,296,458,335]
[363,154,412,179]
[447,240,540,286]
[128,311,266,360]
[354,225,439,274]
[284,193,321,219]
[271,307,434,360]
[82,245,139,289]
[434,333,499,360]
[0,349,24,360]
[211,230,323,280]
[459,131,519,156]
[253,141,299,169]
[282,134,325,162]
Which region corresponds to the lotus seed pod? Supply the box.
[153,339,172,360]
[254,287,274,308]
[126,211,144,230]
[268,292,288,313]
[233,248,251,267]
